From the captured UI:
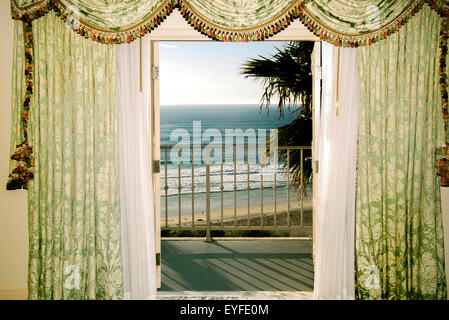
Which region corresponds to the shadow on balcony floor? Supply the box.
[159,239,314,292]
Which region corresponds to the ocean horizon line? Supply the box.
[160,103,293,107]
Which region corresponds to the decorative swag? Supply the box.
[9,0,449,45]
[7,0,449,190]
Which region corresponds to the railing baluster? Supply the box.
[221,147,224,227]
[205,148,212,242]
[274,152,277,228]
[247,159,250,227]
[191,147,195,227]
[300,148,304,228]
[287,149,291,227]
[164,148,168,228]
[178,148,182,227]
[260,161,264,228]
[233,146,237,227]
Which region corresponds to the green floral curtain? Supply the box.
[26,11,122,300]
[356,5,447,299]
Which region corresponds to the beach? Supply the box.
[163,199,313,227]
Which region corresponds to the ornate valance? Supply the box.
[10,0,449,45]
[10,0,301,43]
[8,0,449,189]
[303,0,446,46]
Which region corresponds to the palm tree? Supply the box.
[241,41,314,197]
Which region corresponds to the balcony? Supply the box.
[158,145,314,298]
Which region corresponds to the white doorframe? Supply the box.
[150,40,162,288]
[148,10,320,292]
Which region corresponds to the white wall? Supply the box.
[0,0,29,299]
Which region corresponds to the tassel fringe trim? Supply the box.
[8,0,449,47]
[7,21,34,190]
[437,16,449,187]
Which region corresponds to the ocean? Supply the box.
[160,104,310,218]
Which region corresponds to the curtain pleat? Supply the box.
[356,5,447,300]
[27,11,123,300]
[314,43,358,300]
[117,37,157,300]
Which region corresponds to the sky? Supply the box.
[159,41,290,105]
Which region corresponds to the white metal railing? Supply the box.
[160,145,312,241]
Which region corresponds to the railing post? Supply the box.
[204,148,213,243]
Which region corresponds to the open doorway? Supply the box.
[149,12,320,296]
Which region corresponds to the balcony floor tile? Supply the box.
[159,239,314,292]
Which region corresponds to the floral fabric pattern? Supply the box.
[356,5,447,299]
[303,0,419,36]
[27,11,122,300]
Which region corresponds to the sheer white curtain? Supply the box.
[313,42,358,300]
[117,36,157,300]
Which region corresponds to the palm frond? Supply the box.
[242,41,314,194]
[241,41,314,118]
[277,118,312,197]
